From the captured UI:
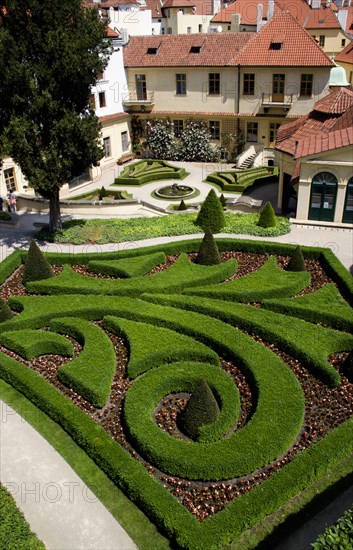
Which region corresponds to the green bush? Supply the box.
[0,298,13,322]
[257,202,276,228]
[0,483,45,550]
[0,329,74,360]
[219,193,227,207]
[312,505,353,549]
[88,252,166,278]
[98,186,107,200]
[196,228,221,265]
[178,199,187,211]
[287,245,306,272]
[195,189,225,233]
[0,211,11,221]
[22,241,54,284]
[181,379,220,441]
[0,250,22,285]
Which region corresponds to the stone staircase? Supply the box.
[237,152,257,170]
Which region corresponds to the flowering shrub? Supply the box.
[144,118,177,159]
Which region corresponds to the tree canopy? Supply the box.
[0,0,111,231]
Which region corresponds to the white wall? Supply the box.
[92,42,128,117]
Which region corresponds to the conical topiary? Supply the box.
[0,298,13,322]
[22,240,54,284]
[178,199,187,211]
[195,189,225,233]
[196,228,221,265]
[257,201,276,228]
[286,245,306,272]
[219,194,227,208]
[181,379,220,441]
[98,186,107,200]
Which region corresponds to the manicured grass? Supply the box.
[114,159,188,185]
[0,481,45,550]
[37,212,290,244]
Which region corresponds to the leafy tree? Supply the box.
[178,119,220,162]
[181,379,220,441]
[196,228,221,265]
[195,189,225,233]
[286,245,306,272]
[257,201,276,228]
[0,0,111,232]
[22,240,54,284]
[0,298,13,322]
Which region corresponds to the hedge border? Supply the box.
[0,329,74,360]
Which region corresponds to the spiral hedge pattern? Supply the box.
[0,242,353,550]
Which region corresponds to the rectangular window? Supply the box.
[269,123,280,144]
[209,120,220,140]
[198,24,202,32]
[4,168,17,192]
[247,122,258,142]
[89,94,96,110]
[103,136,111,158]
[187,26,191,34]
[300,74,313,96]
[121,131,128,152]
[341,39,346,47]
[243,74,255,95]
[135,74,147,100]
[99,91,106,108]
[173,119,184,137]
[319,35,325,47]
[176,73,186,95]
[209,73,220,95]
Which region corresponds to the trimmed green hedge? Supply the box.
[51,318,116,408]
[206,167,278,193]
[0,329,74,360]
[0,482,45,550]
[0,250,22,285]
[262,283,353,332]
[185,256,311,302]
[88,252,167,278]
[103,316,219,379]
[114,159,187,185]
[142,294,353,387]
[26,254,237,297]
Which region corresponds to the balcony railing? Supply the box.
[261,93,293,107]
[122,92,155,107]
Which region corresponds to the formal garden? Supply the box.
[1,198,353,549]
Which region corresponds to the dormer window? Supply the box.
[190,45,202,53]
[270,42,283,50]
[147,47,158,54]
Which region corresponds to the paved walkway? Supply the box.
[0,401,137,550]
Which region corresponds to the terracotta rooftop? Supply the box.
[162,0,196,8]
[124,11,334,67]
[99,0,139,7]
[235,10,334,66]
[335,40,353,65]
[212,0,341,29]
[123,32,252,66]
[295,126,353,158]
[144,0,214,17]
[314,87,353,114]
[106,27,120,37]
[276,88,353,155]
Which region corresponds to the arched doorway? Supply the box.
[309,172,338,222]
[343,177,353,224]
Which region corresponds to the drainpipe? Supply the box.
[237,65,241,138]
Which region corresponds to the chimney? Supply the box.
[267,0,274,21]
[231,13,241,31]
[257,4,263,32]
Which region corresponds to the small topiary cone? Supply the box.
[0,298,13,322]
[195,189,225,233]
[22,240,54,284]
[257,201,276,228]
[196,228,221,265]
[178,199,187,211]
[286,245,306,272]
[181,379,220,441]
[219,194,227,208]
[98,186,107,200]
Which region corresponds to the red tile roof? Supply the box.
[212,0,341,29]
[335,40,353,65]
[295,126,353,157]
[123,32,252,66]
[276,88,353,155]
[314,88,353,114]
[106,27,120,37]
[124,11,333,67]
[162,0,196,8]
[235,10,334,66]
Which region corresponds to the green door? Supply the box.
[309,172,337,222]
[343,178,353,224]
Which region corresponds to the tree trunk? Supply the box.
[49,187,62,233]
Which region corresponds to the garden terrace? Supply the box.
[206,166,279,193]
[114,159,188,186]
[0,240,353,550]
